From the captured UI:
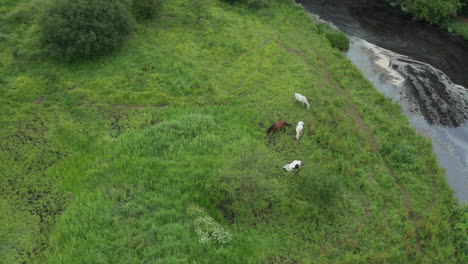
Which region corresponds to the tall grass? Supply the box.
[317,23,350,51]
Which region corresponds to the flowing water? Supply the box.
[296,0,468,201]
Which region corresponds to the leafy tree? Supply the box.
[40,0,133,61]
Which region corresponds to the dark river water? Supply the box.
[296,0,468,201]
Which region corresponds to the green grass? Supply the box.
[317,23,350,51]
[447,18,468,40]
[0,0,466,263]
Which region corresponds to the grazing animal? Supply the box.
[294,93,310,109]
[267,120,291,133]
[296,121,304,140]
[283,160,302,172]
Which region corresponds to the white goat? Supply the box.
[296,121,304,140]
[294,93,310,109]
[283,160,302,172]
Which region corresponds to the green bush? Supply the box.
[132,0,164,20]
[40,0,133,62]
[389,0,463,24]
[317,23,349,51]
[462,0,468,16]
[405,0,462,24]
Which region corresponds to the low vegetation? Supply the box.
[40,0,134,61]
[317,23,349,51]
[0,0,466,263]
[222,0,270,9]
[388,0,468,40]
[189,0,209,24]
[406,0,460,24]
[447,18,468,39]
[132,0,165,20]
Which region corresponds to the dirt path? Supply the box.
[279,40,423,252]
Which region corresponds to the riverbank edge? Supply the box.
[447,17,468,41]
[387,1,468,40]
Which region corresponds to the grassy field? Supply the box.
[0,0,466,263]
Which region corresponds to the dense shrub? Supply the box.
[40,0,133,61]
[405,0,462,24]
[389,0,462,24]
[132,0,164,20]
[317,23,349,51]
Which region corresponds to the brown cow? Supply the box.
[267,120,291,134]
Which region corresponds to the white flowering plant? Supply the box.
[187,204,232,245]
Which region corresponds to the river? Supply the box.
[296,0,468,201]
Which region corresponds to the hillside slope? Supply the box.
[0,0,465,263]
